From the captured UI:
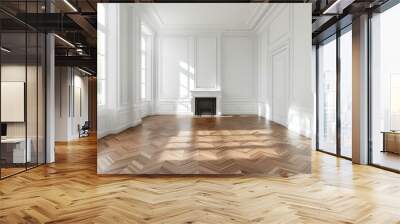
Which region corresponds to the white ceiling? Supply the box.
[146,3,270,30]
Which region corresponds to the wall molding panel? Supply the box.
[257,4,313,137]
[194,35,219,89]
[220,34,257,115]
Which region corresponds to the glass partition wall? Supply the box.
[0,5,46,179]
[370,3,400,171]
[339,27,352,158]
[316,26,353,159]
[317,35,337,155]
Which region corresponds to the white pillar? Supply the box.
[46,33,55,163]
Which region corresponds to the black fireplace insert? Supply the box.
[195,97,216,116]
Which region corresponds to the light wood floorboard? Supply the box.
[98,116,311,176]
[0,118,400,223]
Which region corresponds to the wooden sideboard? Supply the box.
[382,131,400,154]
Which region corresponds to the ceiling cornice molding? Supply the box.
[139,5,161,32]
[157,25,257,32]
[147,4,165,27]
[157,28,256,36]
[145,3,274,32]
[254,4,287,34]
[246,4,271,30]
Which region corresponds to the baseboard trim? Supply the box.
[97,119,142,139]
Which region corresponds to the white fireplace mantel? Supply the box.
[190,89,222,115]
[191,89,221,97]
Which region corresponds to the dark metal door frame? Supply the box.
[315,24,352,161]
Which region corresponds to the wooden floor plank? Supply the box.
[98,115,311,176]
[0,116,400,223]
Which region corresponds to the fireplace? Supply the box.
[195,97,216,116]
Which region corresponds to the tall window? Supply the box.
[340,28,352,158]
[97,4,106,106]
[371,3,400,171]
[317,26,353,159]
[318,36,337,154]
[140,23,153,101]
[141,36,147,100]
[390,74,400,130]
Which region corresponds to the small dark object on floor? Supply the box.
[79,121,90,138]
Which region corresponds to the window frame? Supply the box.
[315,24,353,161]
[368,1,400,173]
[140,23,153,102]
[97,3,107,108]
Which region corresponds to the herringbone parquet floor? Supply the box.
[1,117,400,223]
[98,116,311,175]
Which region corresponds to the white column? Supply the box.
[46,33,55,163]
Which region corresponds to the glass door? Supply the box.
[317,35,337,154]
[339,27,352,158]
[370,3,400,171]
[317,26,353,159]
[1,31,28,178]
[0,1,47,179]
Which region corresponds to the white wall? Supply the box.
[54,67,89,141]
[55,67,70,141]
[156,35,193,114]
[73,74,89,137]
[2,64,47,163]
[221,34,257,114]
[155,31,258,115]
[257,4,313,137]
[195,36,218,89]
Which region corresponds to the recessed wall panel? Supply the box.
[221,36,254,100]
[196,37,217,89]
[159,37,190,100]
